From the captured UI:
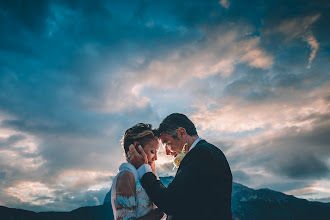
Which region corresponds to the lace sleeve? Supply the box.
[113,170,137,220]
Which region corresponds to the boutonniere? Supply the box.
[173,143,187,169]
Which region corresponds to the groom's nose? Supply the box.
[165,146,171,155]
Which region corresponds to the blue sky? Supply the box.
[0,0,329,212]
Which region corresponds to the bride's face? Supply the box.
[143,138,160,166]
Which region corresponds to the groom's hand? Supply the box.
[129,145,148,169]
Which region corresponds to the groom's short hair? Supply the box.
[157,113,198,138]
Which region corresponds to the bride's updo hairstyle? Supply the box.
[122,123,158,161]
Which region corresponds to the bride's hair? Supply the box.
[122,123,158,161]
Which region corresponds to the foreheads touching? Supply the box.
[157,113,199,155]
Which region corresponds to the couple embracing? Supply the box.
[110,113,232,220]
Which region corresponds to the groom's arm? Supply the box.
[138,147,212,215]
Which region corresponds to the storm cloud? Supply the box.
[0,0,329,211]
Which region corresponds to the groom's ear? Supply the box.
[177,127,187,140]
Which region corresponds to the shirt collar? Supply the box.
[188,137,202,152]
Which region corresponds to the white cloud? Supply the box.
[0,127,44,172]
[270,14,321,69]
[219,0,230,9]
[84,28,273,114]
[285,180,330,201]
[189,82,330,201]
[240,49,273,69]
[192,82,330,136]
[133,33,272,88]
[304,32,319,69]
[1,170,114,211]
[6,182,55,206]
[2,1,328,210]
[274,14,320,39]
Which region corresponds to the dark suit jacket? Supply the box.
[141,140,232,220]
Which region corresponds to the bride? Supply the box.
[111,123,165,220]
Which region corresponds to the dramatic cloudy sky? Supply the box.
[0,0,329,212]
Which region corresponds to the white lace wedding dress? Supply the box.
[111,163,160,219]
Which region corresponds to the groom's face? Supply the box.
[160,133,184,157]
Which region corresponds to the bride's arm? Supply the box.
[136,163,164,220]
[113,170,164,220]
[113,170,137,220]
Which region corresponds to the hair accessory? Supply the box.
[133,130,154,139]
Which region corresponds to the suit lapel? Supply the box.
[176,139,206,172]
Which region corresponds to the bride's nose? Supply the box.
[154,153,157,161]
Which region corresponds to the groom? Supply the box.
[129,113,232,220]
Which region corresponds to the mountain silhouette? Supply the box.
[1,177,330,219]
